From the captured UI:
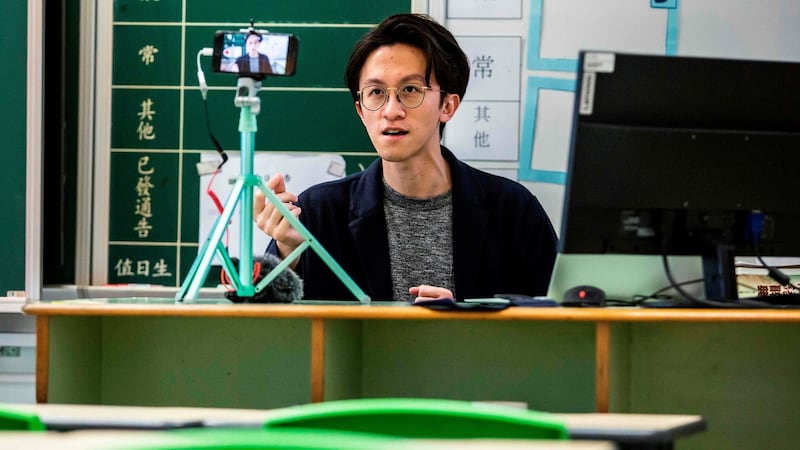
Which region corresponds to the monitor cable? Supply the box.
[658,254,760,308]
[655,219,743,307]
[653,212,795,308]
[747,211,799,294]
[659,251,799,309]
[631,277,705,306]
[660,254,800,309]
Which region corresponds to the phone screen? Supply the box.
[212,31,298,77]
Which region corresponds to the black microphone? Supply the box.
[225,253,303,303]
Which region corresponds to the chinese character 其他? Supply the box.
[136,99,157,140]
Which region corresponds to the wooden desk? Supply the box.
[22,301,800,449]
[23,301,800,406]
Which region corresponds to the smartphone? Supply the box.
[212,30,298,77]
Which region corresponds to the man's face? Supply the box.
[245,35,261,56]
[355,43,458,164]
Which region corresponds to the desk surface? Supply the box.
[559,413,706,444]
[2,403,703,446]
[0,432,616,450]
[21,298,800,323]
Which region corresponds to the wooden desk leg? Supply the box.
[310,318,325,403]
[595,321,610,413]
[35,316,50,403]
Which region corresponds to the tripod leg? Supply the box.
[176,178,247,301]
[253,180,370,303]
[255,240,310,292]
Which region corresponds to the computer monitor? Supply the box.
[556,51,800,304]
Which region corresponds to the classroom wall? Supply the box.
[439,0,800,235]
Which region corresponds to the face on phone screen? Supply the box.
[213,31,298,76]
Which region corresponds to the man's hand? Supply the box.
[254,173,304,265]
[409,285,454,303]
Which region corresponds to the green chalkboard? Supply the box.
[107,0,409,286]
[0,3,28,295]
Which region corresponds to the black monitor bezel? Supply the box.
[559,51,800,302]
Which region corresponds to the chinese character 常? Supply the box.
[472,55,494,79]
[138,45,159,65]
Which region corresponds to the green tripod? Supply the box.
[176,77,369,303]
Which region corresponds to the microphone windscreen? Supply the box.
[225,253,304,303]
[254,252,304,303]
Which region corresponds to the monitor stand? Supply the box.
[700,236,738,302]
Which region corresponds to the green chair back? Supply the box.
[124,428,413,450]
[0,407,46,431]
[262,398,568,440]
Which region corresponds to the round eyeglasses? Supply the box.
[358,84,446,111]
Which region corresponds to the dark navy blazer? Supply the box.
[266,147,557,301]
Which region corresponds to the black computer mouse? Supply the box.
[562,285,606,307]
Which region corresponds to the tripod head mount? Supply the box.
[234,77,262,115]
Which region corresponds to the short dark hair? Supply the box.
[344,14,470,118]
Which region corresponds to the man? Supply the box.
[253,13,557,302]
[233,32,273,75]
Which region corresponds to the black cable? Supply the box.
[659,253,799,309]
[736,262,800,270]
[650,212,796,308]
[751,241,798,294]
[602,297,640,307]
[633,278,770,306]
[203,98,228,170]
[603,278,704,307]
[650,277,705,298]
[629,277,706,306]
[666,254,771,308]
[747,211,798,293]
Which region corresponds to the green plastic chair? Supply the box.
[120,428,420,450]
[0,407,46,431]
[262,398,568,440]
